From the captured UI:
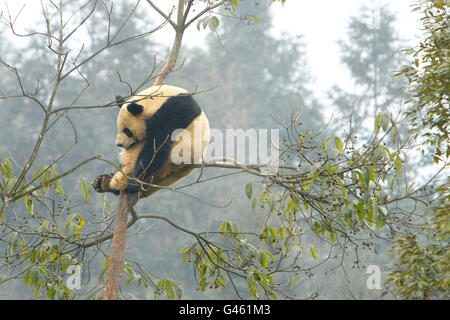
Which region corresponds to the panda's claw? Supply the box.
[92,176,103,193]
[92,174,111,193]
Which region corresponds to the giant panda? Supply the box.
[92,85,210,198]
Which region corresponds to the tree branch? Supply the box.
[145,0,177,29]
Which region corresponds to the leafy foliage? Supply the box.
[385,0,449,300]
[386,232,449,300]
[397,0,449,159]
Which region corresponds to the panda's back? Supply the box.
[140,85,202,138]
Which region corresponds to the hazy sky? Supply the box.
[153,0,422,100]
[270,0,421,99]
[1,0,422,100]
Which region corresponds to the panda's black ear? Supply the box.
[115,95,126,108]
[127,103,144,116]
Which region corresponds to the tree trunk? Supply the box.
[102,0,187,300]
[102,192,138,300]
[153,0,185,86]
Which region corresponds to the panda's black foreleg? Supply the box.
[126,136,172,193]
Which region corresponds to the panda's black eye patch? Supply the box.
[123,128,133,137]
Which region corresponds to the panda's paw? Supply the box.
[92,174,112,193]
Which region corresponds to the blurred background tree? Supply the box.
[328,4,408,136]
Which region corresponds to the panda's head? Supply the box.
[116,102,146,149]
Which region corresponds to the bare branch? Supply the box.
[59,4,168,82]
[62,0,97,44]
[145,0,177,29]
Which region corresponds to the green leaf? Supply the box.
[278,226,286,242]
[257,250,269,269]
[264,250,275,264]
[380,111,390,131]
[230,0,240,9]
[245,182,253,200]
[103,257,109,270]
[362,168,370,186]
[34,286,40,299]
[329,232,336,244]
[376,212,386,230]
[287,196,299,213]
[246,269,254,289]
[55,185,65,196]
[2,158,13,178]
[251,197,257,211]
[260,190,269,202]
[225,221,232,233]
[379,206,389,217]
[7,231,18,246]
[103,199,112,216]
[163,280,175,300]
[210,16,220,30]
[290,276,298,289]
[334,137,343,151]
[310,246,318,260]
[356,205,365,225]
[81,179,91,204]
[394,156,403,178]
[367,201,375,228]
[352,170,365,187]
[228,221,240,237]
[77,216,85,230]
[249,15,259,23]
[50,164,58,178]
[375,112,381,133]
[336,177,348,199]
[388,176,395,191]
[24,195,33,215]
[281,243,288,257]
[323,137,331,151]
[260,226,268,244]
[39,220,49,233]
[47,287,56,300]
[43,168,51,184]
[269,227,277,245]
[174,281,182,299]
[126,275,133,287]
[310,169,321,183]
[303,201,309,211]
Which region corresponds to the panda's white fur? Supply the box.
[93,85,209,198]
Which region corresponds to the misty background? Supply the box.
[0,0,428,299]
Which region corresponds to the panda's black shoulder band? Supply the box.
[129,93,201,186]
